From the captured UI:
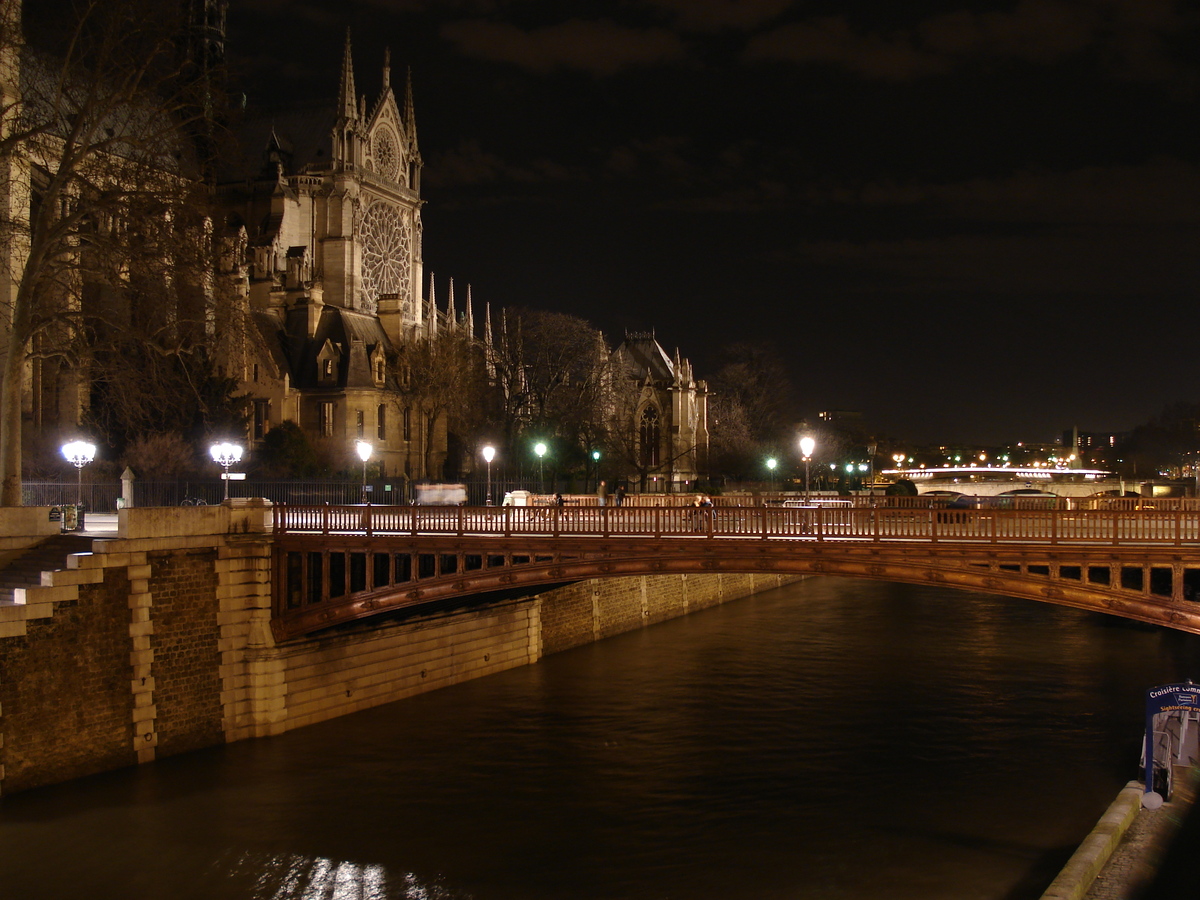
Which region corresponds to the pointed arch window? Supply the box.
[639,407,661,469]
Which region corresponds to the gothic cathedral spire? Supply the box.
[333,28,364,167]
[338,28,357,122]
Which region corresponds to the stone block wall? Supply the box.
[539,572,800,655]
[0,565,133,793]
[270,600,540,732]
[145,549,223,757]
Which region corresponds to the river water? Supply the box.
[3,577,1199,900]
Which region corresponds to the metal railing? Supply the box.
[274,503,1200,546]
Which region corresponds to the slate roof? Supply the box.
[613,333,676,384]
[280,305,395,391]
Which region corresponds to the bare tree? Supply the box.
[489,307,609,468]
[1,0,219,504]
[392,325,492,479]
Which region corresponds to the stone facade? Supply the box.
[610,333,710,491]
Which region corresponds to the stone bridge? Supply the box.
[271,504,1200,640]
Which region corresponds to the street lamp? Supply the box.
[482,445,496,505]
[534,442,547,493]
[61,440,96,506]
[766,457,777,493]
[356,440,373,503]
[799,435,815,503]
[209,441,243,501]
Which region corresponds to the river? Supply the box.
[3,577,1199,899]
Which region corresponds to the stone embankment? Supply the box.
[1040,773,1197,900]
[0,504,800,796]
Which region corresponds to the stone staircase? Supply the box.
[0,534,94,604]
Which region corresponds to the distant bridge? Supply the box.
[270,503,1200,640]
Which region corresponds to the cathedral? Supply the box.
[2,0,710,492]
[611,332,709,491]
[216,32,454,480]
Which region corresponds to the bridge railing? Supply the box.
[273,503,1200,545]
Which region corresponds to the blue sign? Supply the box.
[1143,681,1200,798]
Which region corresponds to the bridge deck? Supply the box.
[277,503,1200,545]
[268,505,1200,640]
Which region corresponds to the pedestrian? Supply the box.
[554,492,564,507]
[615,484,626,507]
[597,479,607,507]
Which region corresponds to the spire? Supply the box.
[404,66,418,146]
[447,278,457,331]
[427,273,437,344]
[382,47,391,91]
[338,29,358,122]
[484,301,495,378]
[465,285,475,337]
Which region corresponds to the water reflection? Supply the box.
[2,578,1197,899]
[234,854,445,900]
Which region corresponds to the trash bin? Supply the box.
[61,504,78,532]
[75,503,86,532]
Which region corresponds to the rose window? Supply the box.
[372,127,400,182]
[359,201,410,313]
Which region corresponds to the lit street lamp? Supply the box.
[591,449,601,492]
[766,457,777,493]
[534,442,548,493]
[209,441,243,501]
[799,435,815,503]
[61,440,96,506]
[482,445,496,505]
[356,440,373,503]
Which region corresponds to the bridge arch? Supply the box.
[272,535,1200,640]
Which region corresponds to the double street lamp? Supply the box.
[210,441,243,501]
[61,440,96,506]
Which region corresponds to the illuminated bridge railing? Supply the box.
[274,504,1200,546]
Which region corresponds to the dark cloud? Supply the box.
[440,18,686,75]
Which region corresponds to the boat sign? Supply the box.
[1143,681,1200,803]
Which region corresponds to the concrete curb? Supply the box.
[1039,782,1144,900]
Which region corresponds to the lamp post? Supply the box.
[209,441,243,501]
[482,445,496,505]
[61,440,96,506]
[356,440,373,503]
[534,442,547,494]
[799,435,815,504]
[766,457,777,493]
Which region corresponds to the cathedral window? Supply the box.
[253,400,269,440]
[359,200,411,314]
[640,407,661,469]
[321,402,335,437]
[356,409,365,438]
[403,407,411,442]
[377,405,386,441]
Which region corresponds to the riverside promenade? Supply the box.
[1039,774,1197,900]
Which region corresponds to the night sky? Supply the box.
[148,3,1200,443]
